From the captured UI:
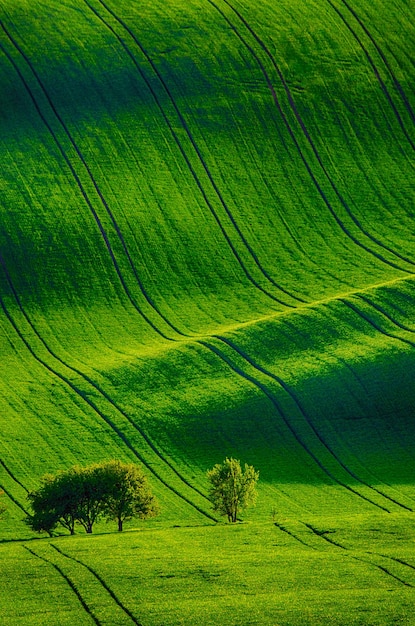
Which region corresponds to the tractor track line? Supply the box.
[0,286,216,522]
[376,553,415,573]
[303,524,414,587]
[260,309,415,510]
[302,522,346,549]
[0,23,174,342]
[356,293,415,335]
[87,0,303,308]
[0,28,217,509]
[0,458,28,492]
[206,0,414,273]
[0,27,219,513]
[352,554,414,588]
[0,482,29,515]
[0,16,189,339]
[274,522,316,549]
[276,301,415,510]
[326,0,415,156]
[50,544,142,626]
[339,297,415,354]
[0,253,211,506]
[214,334,410,511]
[197,339,390,512]
[338,0,415,125]
[23,545,102,625]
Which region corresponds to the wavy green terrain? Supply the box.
[1,0,415,622]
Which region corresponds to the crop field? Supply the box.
[1,0,415,622]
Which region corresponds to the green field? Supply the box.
[1,0,415,622]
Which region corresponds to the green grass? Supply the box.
[2,515,415,625]
[1,0,415,622]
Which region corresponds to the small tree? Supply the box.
[26,461,159,535]
[100,460,159,531]
[207,457,259,522]
[27,470,80,535]
[70,464,114,534]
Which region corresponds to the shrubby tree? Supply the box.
[26,460,158,535]
[27,470,80,535]
[101,460,159,531]
[207,457,259,522]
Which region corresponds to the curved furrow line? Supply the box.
[0,254,211,508]
[338,0,415,125]
[213,334,411,511]
[0,284,216,523]
[1,256,213,508]
[50,544,142,626]
[356,293,415,336]
[274,522,317,549]
[197,339,390,512]
[0,482,29,516]
[339,297,415,353]
[0,459,28,493]
[302,526,414,588]
[352,554,414,588]
[205,0,415,272]
[22,546,102,625]
[271,309,415,509]
[326,0,415,155]
[377,554,415,573]
[0,23,177,342]
[302,522,347,549]
[86,0,303,307]
[0,28,217,508]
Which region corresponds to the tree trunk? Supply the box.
[118,518,123,532]
[86,523,93,534]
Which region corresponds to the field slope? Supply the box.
[1,0,415,622]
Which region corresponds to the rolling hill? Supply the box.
[1,0,415,622]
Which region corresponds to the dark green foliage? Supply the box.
[27,471,80,535]
[101,460,159,531]
[207,458,259,522]
[26,461,158,534]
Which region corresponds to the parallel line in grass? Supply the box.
[0,26,220,518]
[303,523,415,588]
[273,522,317,549]
[86,0,303,308]
[197,339,390,512]
[301,522,415,588]
[0,458,28,493]
[252,298,415,512]
[23,545,102,625]
[357,292,415,336]
[212,334,412,512]
[337,0,415,126]
[0,252,214,512]
[376,554,415,573]
[326,0,415,156]
[352,554,414,588]
[206,0,415,272]
[0,482,29,516]
[50,544,142,626]
[0,287,217,523]
[339,297,415,354]
[0,23,174,342]
[302,522,347,549]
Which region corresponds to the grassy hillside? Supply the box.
[1,0,415,622]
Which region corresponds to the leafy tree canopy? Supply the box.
[26,460,158,535]
[207,457,259,522]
